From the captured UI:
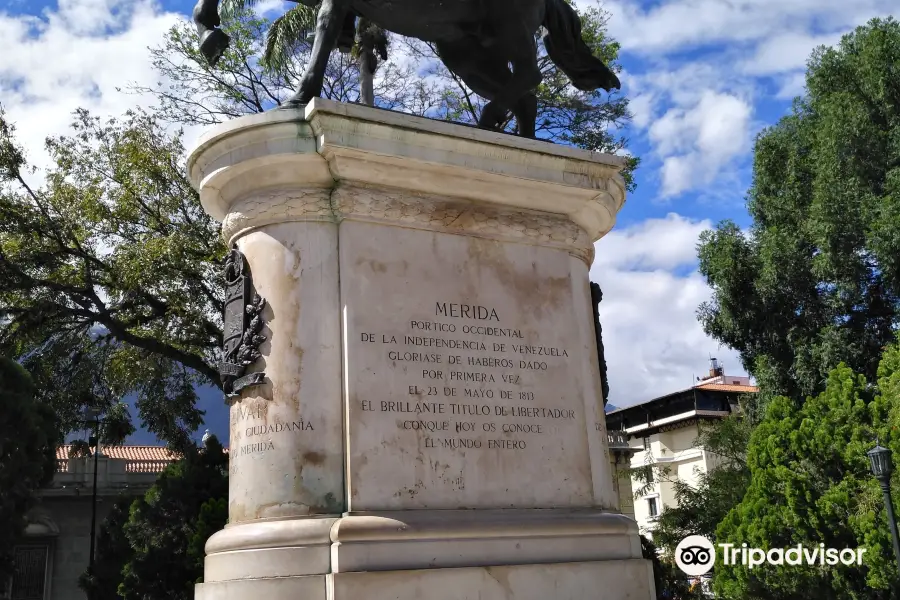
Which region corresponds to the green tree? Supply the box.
[641,535,704,600]
[130,7,419,124]
[117,435,228,600]
[698,17,900,403]
[0,107,223,450]
[78,496,136,600]
[635,19,900,595]
[0,356,59,579]
[187,497,228,583]
[711,346,900,599]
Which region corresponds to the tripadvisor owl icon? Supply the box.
[675,535,716,576]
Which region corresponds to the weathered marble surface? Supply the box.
[226,223,344,523]
[197,559,655,600]
[187,99,651,600]
[341,219,597,510]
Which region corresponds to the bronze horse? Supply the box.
[192,0,621,137]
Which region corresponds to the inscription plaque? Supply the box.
[342,222,596,510]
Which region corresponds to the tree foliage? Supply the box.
[698,17,900,402]
[641,535,704,600]
[187,497,228,583]
[637,20,900,599]
[0,107,223,450]
[111,436,228,600]
[78,438,228,599]
[129,8,425,125]
[0,356,59,579]
[712,346,900,599]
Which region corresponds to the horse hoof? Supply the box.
[200,28,230,67]
[476,123,508,135]
[277,100,307,111]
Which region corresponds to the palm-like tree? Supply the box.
[221,0,388,106]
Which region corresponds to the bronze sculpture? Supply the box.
[192,0,621,137]
[220,247,267,397]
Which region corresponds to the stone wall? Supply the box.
[45,497,115,600]
[9,453,169,600]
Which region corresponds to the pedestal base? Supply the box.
[195,510,654,599]
[196,560,654,600]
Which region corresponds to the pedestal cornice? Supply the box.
[186,99,626,264]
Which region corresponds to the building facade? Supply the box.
[4,446,175,600]
[604,360,757,538]
[607,430,636,519]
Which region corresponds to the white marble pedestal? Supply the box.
[187,99,654,600]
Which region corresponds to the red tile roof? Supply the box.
[55,445,229,473]
[56,445,179,461]
[695,383,759,393]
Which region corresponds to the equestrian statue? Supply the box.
[191,0,621,138]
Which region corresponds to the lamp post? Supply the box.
[81,407,103,571]
[868,444,900,577]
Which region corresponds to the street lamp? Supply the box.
[868,443,900,576]
[81,407,103,571]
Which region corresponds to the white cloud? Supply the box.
[55,0,133,34]
[0,0,183,175]
[602,0,893,56]
[600,0,895,198]
[657,156,695,199]
[594,213,711,271]
[740,30,847,76]
[647,90,753,197]
[775,72,807,100]
[591,214,745,407]
[617,56,758,197]
[627,91,656,129]
[252,0,290,18]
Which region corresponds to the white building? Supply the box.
[604,359,757,538]
[4,446,177,600]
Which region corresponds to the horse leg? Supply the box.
[479,39,542,137]
[283,0,350,108]
[337,12,357,53]
[435,40,514,132]
[479,69,539,135]
[192,0,229,67]
[513,92,537,138]
[478,102,509,131]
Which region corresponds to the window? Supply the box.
[643,437,651,451]
[10,545,49,600]
[647,497,659,518]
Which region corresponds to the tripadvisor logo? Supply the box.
[675,536,716,576]
[674,536,867,576]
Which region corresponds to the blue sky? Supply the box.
[2,0,896,446]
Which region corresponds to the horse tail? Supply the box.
[542,0,621,92]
